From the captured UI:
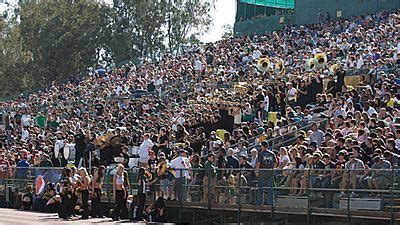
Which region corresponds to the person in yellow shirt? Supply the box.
[384,93,395,107]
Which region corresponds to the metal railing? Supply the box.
[1,167,399,224]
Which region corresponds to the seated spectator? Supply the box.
[361,156,392,195]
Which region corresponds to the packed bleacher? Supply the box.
[0,9,399,222]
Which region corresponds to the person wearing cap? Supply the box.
[361,156,392,195]
[255,141,277,205]
[170,149,191,203]
[203,153,216,203]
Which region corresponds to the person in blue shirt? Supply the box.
[16,155,30,179]
[255,141,277,205]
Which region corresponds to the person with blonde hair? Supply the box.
[113,164,126,221]
[78,167,90,219]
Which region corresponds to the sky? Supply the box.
[0,0,237,42]
[201,0,236,43]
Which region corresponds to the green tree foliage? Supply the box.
[110,0,167,62]
[166,0,213,54]
[18,0,111,85]
[0,0,213,98]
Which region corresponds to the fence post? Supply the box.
[179,168,183,224]
[237,169,242,224]
[346,169,350,225]
[390,168,394,225]
[306,168,311,225]
[207,168,211,217]
[271,168,275,222]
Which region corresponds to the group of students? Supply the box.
[17,165,167,222]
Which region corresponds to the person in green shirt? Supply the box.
[203,153,217,203]
[35,112,47,128]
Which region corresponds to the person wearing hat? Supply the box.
[255,141,276,205]
[203,153,216,203]
[170,148,191,202]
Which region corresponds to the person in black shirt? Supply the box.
[239,155,254,183]
[326,74,336,95]
[155,128,169,157]
[94,101,104,116]
[226,148,239,169]
[147,82,155,93]
[74,129,86,167]
[296,80,308,110]
[311,153,326,188]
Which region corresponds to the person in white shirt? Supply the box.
[252,48,262,60]
[21,127,29,140]
[170,149,191,202]
[194,58,202,72]
[363,101,377,117]
[21,114,32,127]
[356,54,364,69]
[286,82,297,107]
[263,89,270,121]
[138,133,154,168]
[250,148,258,168]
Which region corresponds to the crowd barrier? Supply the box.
[1,167,399,224]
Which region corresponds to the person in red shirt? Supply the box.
[0,153,10,180]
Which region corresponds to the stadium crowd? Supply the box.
[0,9,399,221]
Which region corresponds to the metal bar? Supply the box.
[306,168,311,225]
[237,169,242,224]
[179,168,183,224]
[390,168,394,225]
[346,169,350,225]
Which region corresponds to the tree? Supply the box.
[0,0,214,98]
[0,11,32,98]
[17,0,111,86]
[166,0,213,55]
[221,24,233,40]
[109,0,167,62]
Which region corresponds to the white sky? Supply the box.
[201,0,236,43]
[0,0,236,42]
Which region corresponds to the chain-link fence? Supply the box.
[1,167,399,224]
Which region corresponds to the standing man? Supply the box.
[255,141,277,205]
[74,129,87,167]
[138,133,154,168]
[203,153,216,203]
[286,82,297,108]
[171,149,191,203]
